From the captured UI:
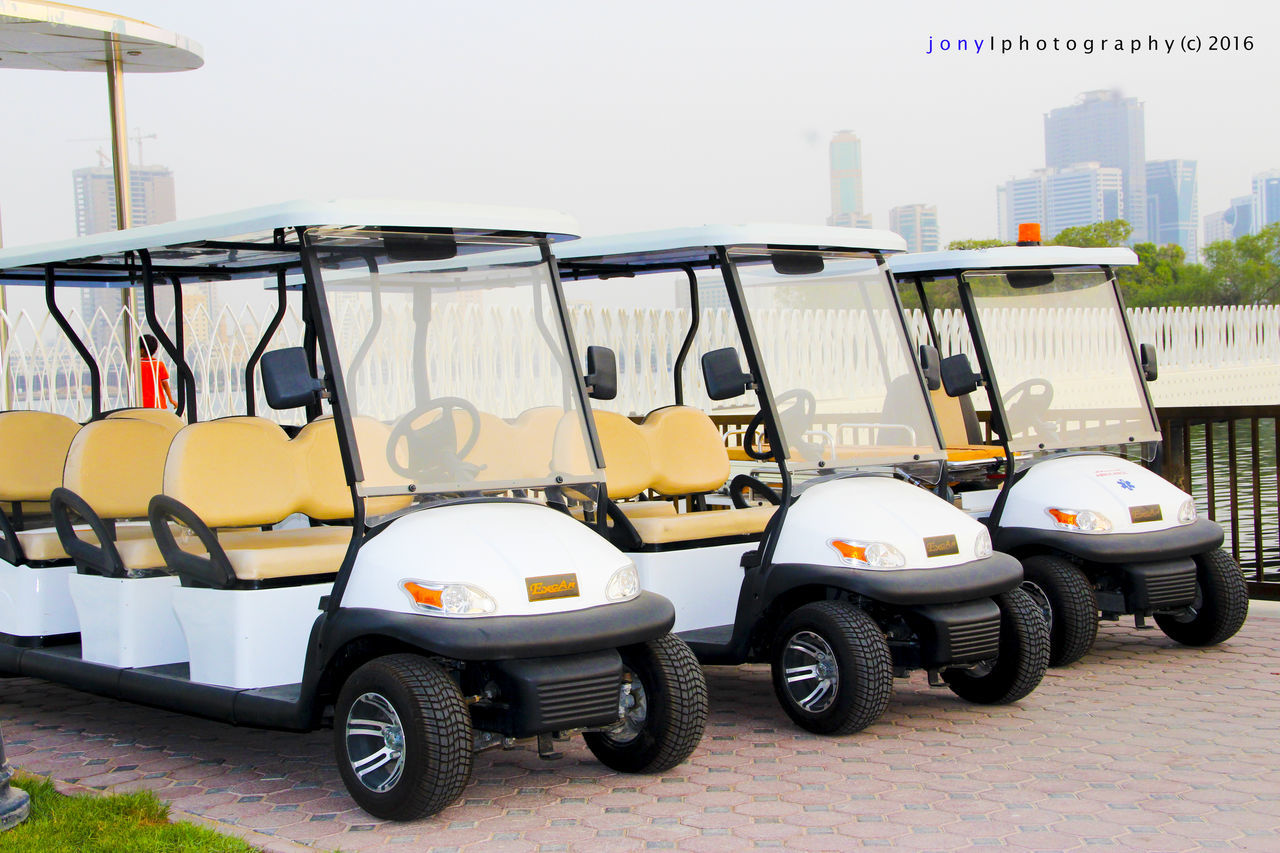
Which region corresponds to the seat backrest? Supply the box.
[63,417,181,519]
[641,406,730,495]
[0,411,81,502]
[294,417,413,518]
[106,408,186,432]
[929,388,982,446]
[164,417,299,528]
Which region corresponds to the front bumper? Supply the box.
[764,552,1023,607]
[994,517,1223,563]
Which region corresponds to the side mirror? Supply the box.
[261,348,325,410]
[919,345,942,391]
[702,347,754,401]
[583,345,617,401]
[1139,343,1158,382]
[940,353,982,397]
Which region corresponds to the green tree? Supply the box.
[1049,220,1133,248]
[1202,223,1280,304]
[946,237,1009,250]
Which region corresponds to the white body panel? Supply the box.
[888,245,1138,275]
[772,476,992,567]
[0,560,78,637]
[172,583,331,689]
[999,455,1191,535]
[340,502,634,617]
[67,574,188,668]
[630,544,752,633]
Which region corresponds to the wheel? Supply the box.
[943,589,1050,705]
[1020,553,1098,666]
[584,634,708,774]
[334,654,474,820]
[1155,549,1249,647]
[769,601,893,735]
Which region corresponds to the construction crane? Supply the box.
[68,128,158,165]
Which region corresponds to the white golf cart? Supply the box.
[889,243,1248,665]
[552,227,1048,735]
[0,200,707,819]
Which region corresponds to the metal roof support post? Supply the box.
[105,32,139,406]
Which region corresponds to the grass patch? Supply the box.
[4,773,258,852]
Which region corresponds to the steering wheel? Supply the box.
[386,397,482,481]
[1001,379,1058,440]
[743,388,817,461]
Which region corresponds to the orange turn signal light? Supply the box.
[403,581,443,609]
[1017,222,1042,246]
[1046,508,1077,526]
[829,539,867,563]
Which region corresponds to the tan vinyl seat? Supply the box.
[593,406,775,544]
[105,408,186,431]
[929,389,1004,464]
[0,411,81,505]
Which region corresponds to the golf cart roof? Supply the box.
[887,245,1138,277]
[556,224,907,272]
[0,199,579,286]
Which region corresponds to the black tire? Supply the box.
[584,634,708,774]
[769,601,893,735]
[943,589,1050,705]
[1020,553,1098,666]
[1155,548,1249,647]
[334,654,474,820]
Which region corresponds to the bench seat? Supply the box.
[18,521,154,563]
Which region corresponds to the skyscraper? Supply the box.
[997,171,1049,242]
[888,204,939,252]
[1044,90,1146,241]
[1253,169,1280,232]
[827,131,873,229]
[72,164,178,349]
[1202,210,1232,247]
[1145,159,1199,258]
[997,164,1123,241]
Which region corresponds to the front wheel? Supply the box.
[584,634,708,774]
[944,589,1049,705]
[1020,553,1098,666]
[1154,549,1249,647]
[334,654,474,820]
[770,601,893,735]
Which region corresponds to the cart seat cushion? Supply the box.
[221,526,352,580]
[105,408,186,431]
[589,411,656,500]
[628,505,776,544]
[295,418,413,519]
[18,521,154,563]
[618,501,678,519]
[117,523,351,574]
[946,445,1006,463]
[63,417,180,519]
[0,411,81,502]
[643,406,731,495]
[164,417,300,528]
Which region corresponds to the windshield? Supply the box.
[963,268,1159,453]
[314,231,600,498]
[731,250,945,478]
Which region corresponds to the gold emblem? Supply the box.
[526,573,580,601]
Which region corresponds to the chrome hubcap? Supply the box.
[782,631,839,713]
[1021,580,1053,633]
[345,692,406,793]
[606,678,648,744]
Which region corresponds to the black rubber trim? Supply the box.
[0,506,22,565]
[320,593,675,663]
[50,487,127,578]
[762,553,1024,607]
[148,494,236,589]
[994,517,1223,563]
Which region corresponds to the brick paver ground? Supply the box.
[4,607,1280,851]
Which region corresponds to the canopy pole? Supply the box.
[0,209,8,410]
[106,33,139,406]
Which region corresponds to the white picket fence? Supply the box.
[1,302,1277,421]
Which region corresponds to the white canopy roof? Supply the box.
[0,198,579,281]
[887,245,1138,276]
[0,1,203,72]
[556,224,907,269]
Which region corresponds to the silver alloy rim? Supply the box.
[782,630,839,714]
[1020,580,1053,633]
[607,677,649,744]
[345,692,407,793]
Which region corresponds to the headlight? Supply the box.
[1178,498,1197,525]
[605,564,640,601]
[975,527,993,559]
[1046,507,1114,533]
[829,538,907,569]
[401,580,497,616]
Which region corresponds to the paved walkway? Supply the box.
[4,606,1280,852]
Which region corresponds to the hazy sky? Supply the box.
[0,0,1271,263]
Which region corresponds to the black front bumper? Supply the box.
[995,517,1223,564]
[471,650,624,737]
[764,552,1023,607]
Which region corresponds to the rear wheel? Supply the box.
[1155,549,1249,647]
[334,654,473,820]
[1020,553,1098,666]
[584,634,708,773]
[943,589,1049,705]
[770,601,893,735]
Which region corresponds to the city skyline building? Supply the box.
[827,130,873,229]
[1253,169,1280,232]
[1146,159,1199,259]
[1044,89,1147,242]
[888,204,939,252]
[1202,210,1232,247]
[996,163,1123,242]
[996,170,1049,243]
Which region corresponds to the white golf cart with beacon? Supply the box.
[888,236,1248,665]
[0,200,707,819]
[552,226,1048,735]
